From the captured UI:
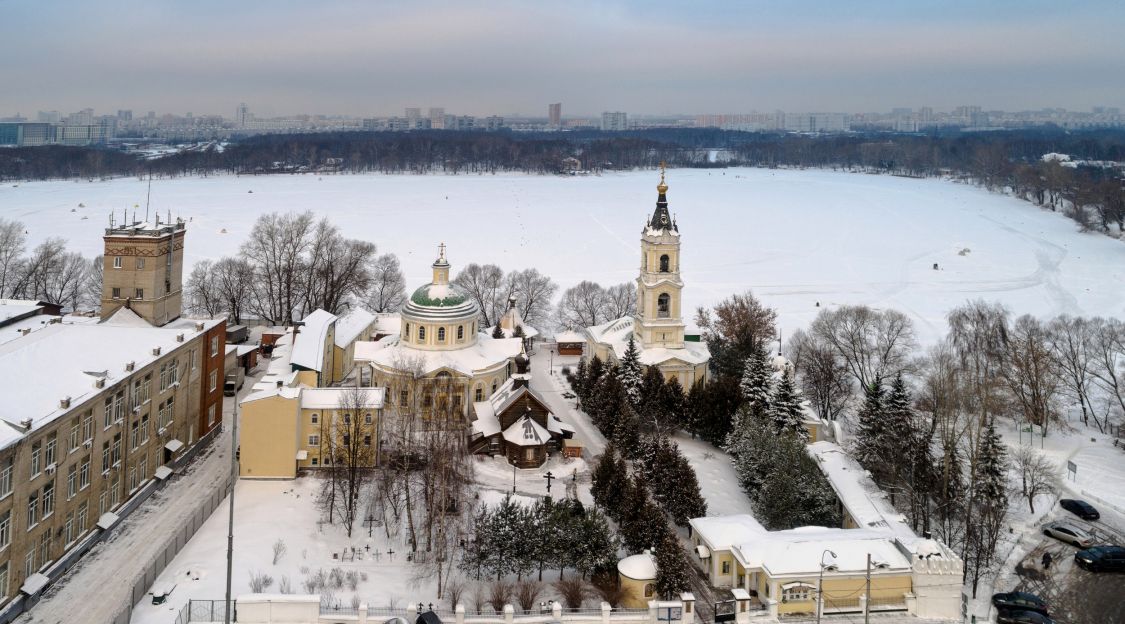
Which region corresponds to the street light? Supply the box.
[816,549,838,624]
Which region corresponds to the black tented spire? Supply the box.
[649,162,677,231]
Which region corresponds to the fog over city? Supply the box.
[3,0,1124,116]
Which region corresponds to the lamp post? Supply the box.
[816,549,838,624]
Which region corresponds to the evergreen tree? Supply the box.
[513,324,525,338]
[492,323,506,339]
[881,373,916,499]
[753,435,840,529]
[739,347,774,413]
[974,419,1008,507]
[572,507,620,578]
[767,370,806,439]
[591,443,627,516]
[570,358,588,397]
[654,529,691,598]
[619,336,644,405]
[613,404,643,458]
[638,366,668,431]
[660,376,686,431]
[853,376,887,475]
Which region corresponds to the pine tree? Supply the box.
[619,336,644,406]
[613,404,643,458]
[974,419,1008,507]
[638,366,668,431]
[660,377,686,431]
[767,370,806,439]
[570,358,588,397]
[492,323,506,339]
[881,373,916,498]
[853,376,886,475]
[739,347,774,413]
[513,324,525,338]
[654,529,691,598]
[591,443,627,516]
[754,435,840,529]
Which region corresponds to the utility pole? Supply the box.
[224,387,239,623]
[864,553,871,624]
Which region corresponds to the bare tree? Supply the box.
[1012,446,1058,513]
[604,282,637,320]
[1002,315,1063,436]
[185,260,224,318]
[330,386,379,537]
[787,327,852,420]
[1046,315,1099,430]
[555,281,610,330]
[507,268,559,328]
[1088,317,1125,421]
[367,253,407,313]
[454,263,505,326]
[695,290,779,378]
[214,257,255,324]
[83,255,103,308]
[241,211,315,324]
[808,305,917,389]
[0,218,26,298]
[303,219,378,315]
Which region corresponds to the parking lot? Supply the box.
[1011,518,1125,624]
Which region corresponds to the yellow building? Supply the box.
[332,309,377,384]
[239,386,385,479]
[617,552,658,608]
[290,309,338,387]
[356,247,522,420]
[585,171,709,388]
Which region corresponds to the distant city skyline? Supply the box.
[3,0,1124,116]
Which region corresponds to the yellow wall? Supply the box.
[772,573,913,615]
[240,394,300,479]
[618,574,656,609]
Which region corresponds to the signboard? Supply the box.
[657,607,683,623]
[1067,461,1077,481]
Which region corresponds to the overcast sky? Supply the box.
[4,0,1124,118]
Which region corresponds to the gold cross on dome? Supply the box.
[438,242,446,261]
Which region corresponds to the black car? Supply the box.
[1075,545,1125,572]
[996,609,1055,624]
[991,592,1048,615]
[1060,498,1100,521]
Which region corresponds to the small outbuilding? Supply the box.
[554,330,586,356]
[618,551,658,608]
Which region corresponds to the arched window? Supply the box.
[404,323,410,342]
[474,385,483,402]
[659,254,670,272]
[457,325,464,341]
[438,327,446,342]
[657,293,671,318]
[418,326,426,341]
[643,583,655,598]
[491,381,498,395]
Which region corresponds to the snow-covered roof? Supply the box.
[487,324,540,340]
[373,313,401,336]
[470,377,572,440]
[101,306,156,328]
[502,415,551,447]
[361,333,522,377]
[689,514,766,551]
[586,316,710,366]
[0,318,223,451]
[732,527,911,576]
[553,330,586,343]
[0,314,58,347]
[290,309,337,372]
[807,441,913,538]
[0,300,44,326]
[334,308,377,348]
[618,552,657,580]
[298,387,385,410]
[234,344,258,357]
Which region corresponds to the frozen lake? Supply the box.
[3,168,1123,343]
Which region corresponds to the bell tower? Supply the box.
[101,213,185,326]
[634,165,685,349]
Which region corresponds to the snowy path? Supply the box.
[18,384,243,624]
[528,349,606,456]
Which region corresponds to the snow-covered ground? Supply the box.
[4,169,1123,343]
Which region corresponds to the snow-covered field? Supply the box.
[4,168,1123,343]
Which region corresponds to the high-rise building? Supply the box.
[236,103,250,127]
[601,111,628,131]
[117,110,133,122]
[37,110,61,123]
[405,108,421,123]
[548,103,561,128]
[429,107,445,129]
[65,108,94,126]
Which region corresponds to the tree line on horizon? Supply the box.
[1,127,1122,236]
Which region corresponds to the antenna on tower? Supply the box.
[144,172,152,223]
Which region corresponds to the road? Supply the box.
[17,375,255,624]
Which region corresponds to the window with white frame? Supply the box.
[0,509,10,550]
[30,442,41,478]
[79,456,90,490]
[210,336,219,357]
[113,256,122,269]
[26,492,38,528]
[308,435,319,447]
[781,583,814,603]
[0,459,12,499]
[136,257,145,269]
[67,464,77,499]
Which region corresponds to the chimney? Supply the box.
[195,322,205,332]
[59,397,71,409]
[275,380,283,389]
[125,361,135,372]
[95,378,106,389]
[176,333,185,343]
[152,346,162,356]
[19,418,33,431]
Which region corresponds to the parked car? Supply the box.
[1059,499,1100,521]
[1042,521,1095,548]
[996,610,1054,624]
[1075,545,1125,572]
[991,592,1048,615]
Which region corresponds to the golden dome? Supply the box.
[657,162,668,194]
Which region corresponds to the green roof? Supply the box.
[410,285,467,307]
